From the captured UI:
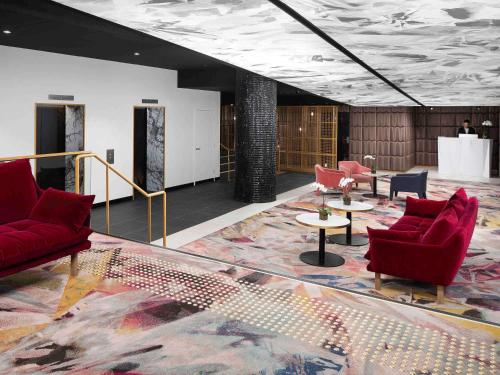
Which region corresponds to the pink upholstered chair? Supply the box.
[314,164,345,194]
[338,161,372,188]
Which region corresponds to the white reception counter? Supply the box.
[438,137,493,180]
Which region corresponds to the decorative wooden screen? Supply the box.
[221,105,338,173]
[278,106,338,172]
[220,104,235,149]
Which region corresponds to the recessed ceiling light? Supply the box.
[2,30,12,35]
[134,52,140,56]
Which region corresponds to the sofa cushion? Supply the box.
[444,188,468,217]
[30,188,95,231]
[365,228,421,260]
[0,219,92,269]
[0,159,38,224]
[421,208,458,244]
[404,196,447,218]
[390,215,434,233]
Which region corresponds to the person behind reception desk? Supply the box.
[457,119,476,136]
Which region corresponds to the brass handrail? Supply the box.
[0,151,166,246]
[0,150,91,162]
[75,153,166,246]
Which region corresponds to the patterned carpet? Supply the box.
[180,176,500,324]
[0,234,498,374]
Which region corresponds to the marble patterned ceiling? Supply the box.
[53,0,414,106]
[281,0,500,106]
[54,0,500,106]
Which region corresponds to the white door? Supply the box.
[194,109,217,182]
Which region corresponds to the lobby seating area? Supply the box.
[1,1,499,374]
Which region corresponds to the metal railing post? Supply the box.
[105,164,110,234]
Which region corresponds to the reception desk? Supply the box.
[438,137,493,180]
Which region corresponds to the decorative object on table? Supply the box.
[313,164,345,195]
[389,170,428,200]
[364,154,377,174]
[295,212,350,267]
[311,182,331,220]
[339,177,354,205]
[338,161,372,188]
[365,188,478,304]
[481,120,492,139]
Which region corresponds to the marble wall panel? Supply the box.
[146,107,165,192]
[65,105,84,192]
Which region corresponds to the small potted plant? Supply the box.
[339,177,354,205]
[364,154,376,174]
[482,120,493,139]
[311,182,331,220]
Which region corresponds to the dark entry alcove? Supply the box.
[36,105,66,190]
[133,106,165,193]
[133,107,148,191]
[35,104,85,191]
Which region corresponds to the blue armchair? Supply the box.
[389,171,428,200]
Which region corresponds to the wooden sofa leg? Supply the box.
[70,253,79,277]
[436,285,445,304]
[374,273,382,291]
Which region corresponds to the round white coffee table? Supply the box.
[295,213,350,267]
[327,200,374,246]
[361,172,389,199]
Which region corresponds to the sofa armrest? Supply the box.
[369,236,464,286]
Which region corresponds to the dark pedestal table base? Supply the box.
[328,234,368,246]
[326,211,369,246]
[362,176,388,199]
[299,228,345,267]
[299,251,345,267]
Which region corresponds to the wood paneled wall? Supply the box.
[349,107,415,171]
[277,106,338,172]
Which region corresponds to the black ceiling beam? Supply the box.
[267,0,424,107]
[178,67,236,92]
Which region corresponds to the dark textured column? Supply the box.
[234,71,277,203]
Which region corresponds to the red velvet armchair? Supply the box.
[338,161,372,188]
[0,159,94,278]
[314,164,345,194]
[365,189,478,303]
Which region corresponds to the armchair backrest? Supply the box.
[416,170,428,189]
[315,164,345,189]
[338,160,368,175]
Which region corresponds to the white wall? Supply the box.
[0,45,220,203]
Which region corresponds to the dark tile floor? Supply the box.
[91,172,314,242]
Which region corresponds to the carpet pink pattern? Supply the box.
[181,176,500,324]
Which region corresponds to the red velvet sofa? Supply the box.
[365,188,478,302]
[0,159,94,278]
